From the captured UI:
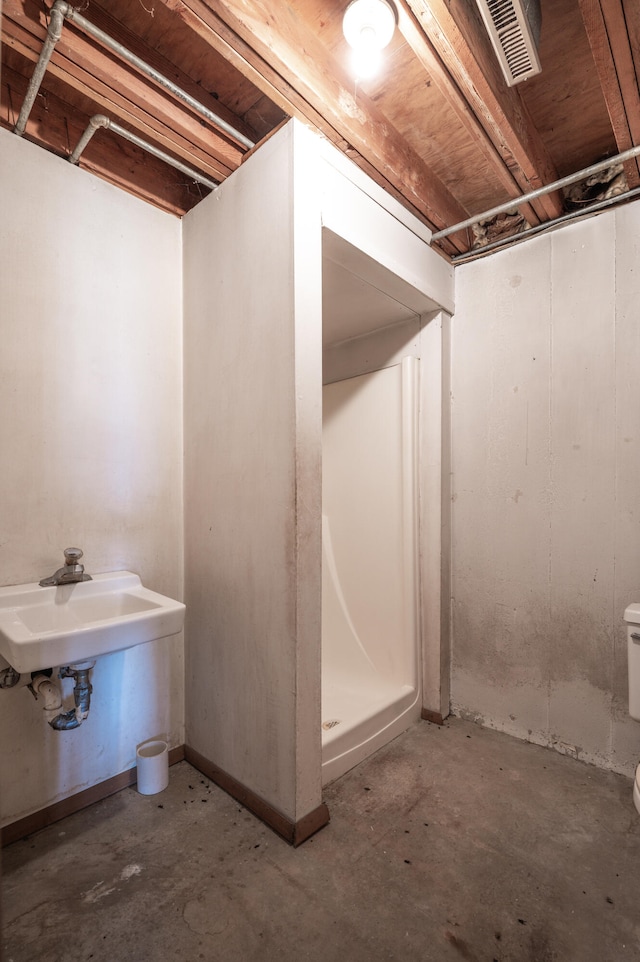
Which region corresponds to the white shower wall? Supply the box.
[322,360,421,782]
[323,363,417,685]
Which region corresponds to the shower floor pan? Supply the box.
[321,670,420,785]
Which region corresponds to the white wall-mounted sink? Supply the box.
[0,572,185,673]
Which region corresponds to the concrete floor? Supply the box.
[3,717,640,962]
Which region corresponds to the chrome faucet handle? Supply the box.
[39,547,91,587]
[63,547,84,566]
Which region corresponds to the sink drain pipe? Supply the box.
[31,660,95,730]
[30,672,62,722]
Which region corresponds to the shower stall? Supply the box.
[321,356,421,783]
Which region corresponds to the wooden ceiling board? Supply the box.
[583,0,640,183]
[68,1,262,144]
[391,4,541,226]
[286,0,346,47]
[315,3,540,223]
[1,29,236,183]
[160,0,343,144]
[519,0,620,179]
[625,0,640,177]
[1,50,75,156]
[3,0,254,157]
[158,0,456,256]
[361,43,512,216]
[194,0,469,234]
[1,2,247,178]
[625,0,640,77]
[408,0,563,220]
[1,54,203,214]
[0,0,632,255]
[243,94,288,140]
[53,38,238,171]
[88,0,268,121]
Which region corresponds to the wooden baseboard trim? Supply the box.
[1,744,330,848]
[184,746,330,847]
[1,744,186,847]
[421,708,447,726]
[169,744,186,764]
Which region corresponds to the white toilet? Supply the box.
[624,603,640,813]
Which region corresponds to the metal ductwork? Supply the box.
[474,0,542,86]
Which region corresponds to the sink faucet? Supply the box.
[39,548,93,587]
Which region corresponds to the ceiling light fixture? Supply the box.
[343,0,397,80]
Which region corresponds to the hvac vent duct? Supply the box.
[474,0,542,86]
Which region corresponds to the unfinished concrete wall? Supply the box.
[451,202,640,776]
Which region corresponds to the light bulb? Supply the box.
[343,0,396,66]
[351,45,383,79]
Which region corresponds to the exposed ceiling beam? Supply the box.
[2,0,243,180]
[395,1,541,227]
[0,60,202,214]
[578,0,640,186]
[161,0,468,253]
[405,0,564,221]
[161,0,470,251]
[71,2,260,148]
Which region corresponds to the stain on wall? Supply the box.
[451,202,640,776]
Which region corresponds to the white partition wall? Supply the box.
[182,122,325,840]
[183,120,453,836]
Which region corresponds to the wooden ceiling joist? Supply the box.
[68,2,260,148]
[1,60,204,214]
[396,1,541,228]
[162,0,470,248]
[161,0,345,146]
[158,0,437,250]
[578,0,640,187]
[405,0,564,221]
[0,0,631,256]
[4,39,232,184]
[2,0,246,180]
